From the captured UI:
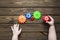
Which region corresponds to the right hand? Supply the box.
[11,24,22,36]
[46,16,54,26]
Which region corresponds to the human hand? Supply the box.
[46,16,54,26]
[11,24,22,36]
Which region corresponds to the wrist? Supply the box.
[13,34,18,37]
[50,25,54,27]
[50,23,54,27]
[12,34,18,40]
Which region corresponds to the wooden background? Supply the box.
[0,0,60,40]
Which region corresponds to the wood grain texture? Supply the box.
[0,16,60,24]
[0,32,48,40]
[0,8,60,16]
[0,24,60,40]
[0,0,60,40]
[0,32,60,40]
[0,24,60,32]
[0,0,60,7]
[0,24,48,40]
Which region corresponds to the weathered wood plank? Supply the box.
[0,32,47,40]
[0,31,47,37]
[0,24,60,32]
[0,24,48,32]
[0,0,59,7]
[0,28,60,40]
[0,8,60,16]
[0,16,60,24]
[0,24,59,40]
[0,0,60,40]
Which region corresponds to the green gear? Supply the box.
[33,11,42,20]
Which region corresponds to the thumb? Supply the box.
[11,26,13,31]
[46,21,48,23]
[46,21,51,24]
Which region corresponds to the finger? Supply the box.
[46,21,48,23]
[14,24,17,28]
[18,28,22,34]
[46,21,50,23]
[48,16,54,21]
[11,26,13,31]
[17,24,19,29]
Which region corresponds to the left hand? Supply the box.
[11,24,22,36]
[46,16,54,26]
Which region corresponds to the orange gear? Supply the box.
[18,15,26,24]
